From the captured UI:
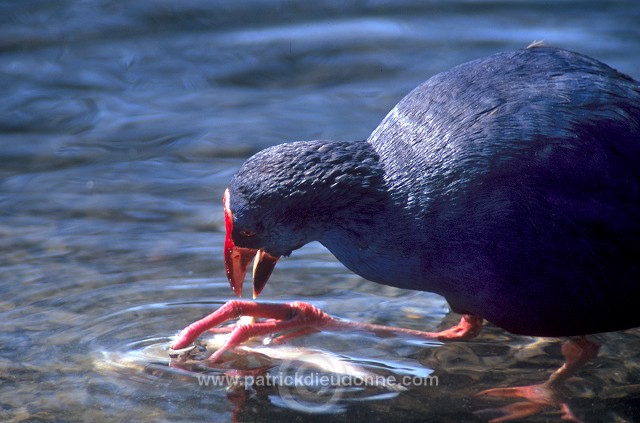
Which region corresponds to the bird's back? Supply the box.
[368,46,640,203]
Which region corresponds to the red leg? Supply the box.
[171,301,337,362]
[476,337,600,423]
[171,300,483,363]
[317,312,482,341]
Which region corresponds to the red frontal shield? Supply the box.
[223,189,279,298]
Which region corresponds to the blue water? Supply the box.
[2,1,639,422]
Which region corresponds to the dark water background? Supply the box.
[2,1,640,422]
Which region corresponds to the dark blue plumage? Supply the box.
[226,46,640,337]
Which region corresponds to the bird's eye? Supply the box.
[239,229,256,237]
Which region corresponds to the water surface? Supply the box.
[2,1,640,422]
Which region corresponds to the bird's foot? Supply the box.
[475,337,599,423]
[475,383,580,422]
[431,314,483,341]
[170,300,334,362]
[171,300,484,363]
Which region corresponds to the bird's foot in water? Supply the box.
[431,314,484,340]
[171,300,483,362]
[475,337,600,423]
[476,383,580,423]
[171,300,329,362]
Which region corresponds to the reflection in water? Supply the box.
[99,333,427,417]
[2,0,640,421]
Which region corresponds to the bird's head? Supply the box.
[223,186,282,299]
[222,140,385,298]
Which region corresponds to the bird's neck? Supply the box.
[310,141,440,292]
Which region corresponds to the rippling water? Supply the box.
[2,1,640,422]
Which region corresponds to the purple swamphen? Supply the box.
[172,44,640,421]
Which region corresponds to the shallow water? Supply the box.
[2,1,640,422]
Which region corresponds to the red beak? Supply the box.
[223,189,279,299]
